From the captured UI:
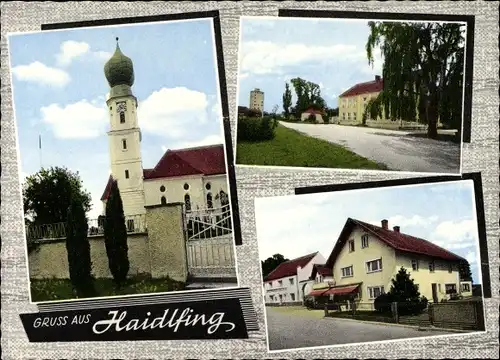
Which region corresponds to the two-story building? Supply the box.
[338,75,384,124]
[263,252,325,305]
[308,218,470,309]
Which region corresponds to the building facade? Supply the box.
[338,75,384,124]
[310,218,470,307]
[249,88,264,113]
[101,39,229,217]
[264,252,325,305]
[300,108,325,123]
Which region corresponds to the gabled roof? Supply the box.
[100,175,115,201]
[339,77,383,98]
[325,218,465,268]
[264,252,318,282]
[310,263,333,279]
[302,107,325,115]
[101,144,227,200]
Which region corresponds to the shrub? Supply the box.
[374,293,393,314]
[304,113,318,124]
[304,296,315,309]
[237,116,276,142]
[65,198,95,298]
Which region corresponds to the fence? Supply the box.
[26,214,147,241]
[185,205,232,240]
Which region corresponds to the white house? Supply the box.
[100,39,229,219]
[300,107,325,123]
[263,252,326,305]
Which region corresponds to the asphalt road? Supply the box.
[279,122,461,174]
[266,307,453,351]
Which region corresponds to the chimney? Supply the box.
[375,75,381,82]
[393,226,400,233]
[381,219,388,230]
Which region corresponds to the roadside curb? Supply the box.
[322,316,471,333]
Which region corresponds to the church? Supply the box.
[100,39,230,218]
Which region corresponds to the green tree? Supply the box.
[65,198,95,298]
[23,166,92,225]
[104,179,129,287]
[290,78,327,116]
[282,82,292,119]
[458,259,473,282]
[366,21,466,139]
[261,253,289,279]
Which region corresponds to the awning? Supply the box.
[323,285,359,296]
[308,289,328,297]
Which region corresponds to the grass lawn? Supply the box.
[30,276,186,302]
[269,306,325,319]
[236,125,388,170]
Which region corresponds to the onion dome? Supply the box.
[104,37,135,88]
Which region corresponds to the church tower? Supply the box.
[104,38,146,216]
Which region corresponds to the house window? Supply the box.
[438,284,441,292]
[342,113,346,120]
[125,170,129,179]
[268,282,272,288]
[347,112,351,120]
[317,274,323,283]
[341,266,353,278]
[411,259,419,271]
[462,283,471,292]
[290,293,296,301]
[361,234,369,248]
[122,139,127,150]
[120,112,125,123]
[348,239,355,252]
[270,295,274,301]
[126,219,134,232]
[184,194,191,211]
[445,283,457,295]
[367,286,385,300]
[160,185,165,192]
[206,192,213,209]
[289,278,294,285]
[366,258,383,273]
[205,182,211,190]
[429,261,435,273]
[448,263,453,273]
[160,196,167,205]
[278,280,283,286]
[183,183,190,190]
[353,113,357,121]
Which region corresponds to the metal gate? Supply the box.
[184,205,236,279]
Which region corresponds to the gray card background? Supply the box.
[1,1,498,359]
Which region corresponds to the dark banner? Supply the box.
[20,298,248,342]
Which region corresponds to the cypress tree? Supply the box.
[65,198,95,298]
[104,179,129,287]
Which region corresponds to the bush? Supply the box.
[374,293,393,314]
[304,113,318,124]
[304,296,315,309]
[237,116,277,142]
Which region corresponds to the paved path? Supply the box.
[266,307,453,351]
[279,122,461,173]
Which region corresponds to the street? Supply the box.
[279,122,461,174]
[266,307,453,351]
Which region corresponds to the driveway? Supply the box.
[266,307,454,351]
[279,122,461,173]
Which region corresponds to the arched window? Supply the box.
[205,182,211,190]
[184,194,191,211]
[160,196,167,205]
[183,183,190,190]
[159,185,166,192]
[206,192,213,209]
[120,112,126,123]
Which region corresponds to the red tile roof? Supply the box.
[101,144,227,200]
[326,218,465,267]
[303,107,325,115]
[310,264,333,279]
[264,252,318,282]
[339,77,383,98]
[100,175,115,201]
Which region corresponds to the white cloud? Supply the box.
[11,61,70,87]
[40,99,107,139]
[360,46,383,76]
[240,40,365,75]
[465,251,477,265]
[168,134,224,151]
[138,87,209,139]
[386,215,439,229]
[432,219,477,250]
[239,73,249,80]
[93,51,113,61]
[56,40,90,66]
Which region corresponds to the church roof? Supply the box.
[100,144,227,201]
[104,38,135,88]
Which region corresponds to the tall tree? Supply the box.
[104,180,129,287]
[290,78,327,116]
[261,253,289,279]
[65,197,95,298]
[23,166,92,225]
[366,21,466,139]
[458,259,473,282]
[282,82,292,119]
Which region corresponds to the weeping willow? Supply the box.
[365,21,466,139]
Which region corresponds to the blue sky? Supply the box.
[255,180,482,285]
[238,17,385,112]
[9,18,224,219]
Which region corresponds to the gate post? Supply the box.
[391,302,399,323]
[428,303,434,326]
